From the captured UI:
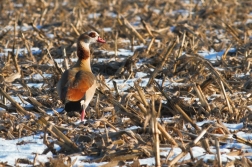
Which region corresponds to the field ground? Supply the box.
[0,0,252,166]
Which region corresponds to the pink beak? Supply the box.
[97,36,106,43]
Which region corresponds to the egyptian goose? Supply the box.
[57,31,105,121]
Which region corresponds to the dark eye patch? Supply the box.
[89,32,96,38]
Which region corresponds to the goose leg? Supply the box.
[80,100,86,121]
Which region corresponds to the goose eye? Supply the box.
[89,32,96,38]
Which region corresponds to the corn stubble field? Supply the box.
[0,0,252,166]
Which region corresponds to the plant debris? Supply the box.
[0,0,252,166]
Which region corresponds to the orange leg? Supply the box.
[80,100,86,121]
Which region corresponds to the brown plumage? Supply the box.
[57,31,105,121]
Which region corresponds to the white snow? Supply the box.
[0,47,41,57]
[0,133,54,166]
